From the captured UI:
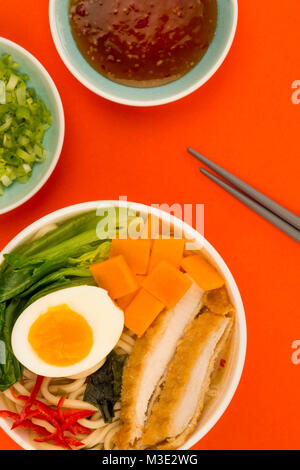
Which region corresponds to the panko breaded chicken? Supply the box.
[141,312,233,450]
[114,279,204,450]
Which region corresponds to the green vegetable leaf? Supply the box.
[0,299,24,391]
[14,211,103,258]
[68,241,111,267]
[0,267,33,302]
[23,277,97,309]
[19,267,92,297]
[0,258,66,302]
[4,253,44,269]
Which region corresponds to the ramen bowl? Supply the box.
[49,0,238,107]
[0,38,65,215]
[0,200,246,450]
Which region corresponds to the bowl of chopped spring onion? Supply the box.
[0,38,64,214]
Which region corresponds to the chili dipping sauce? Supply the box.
[69,0,218,88]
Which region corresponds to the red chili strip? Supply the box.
[57,396,65,422]
[53,438,72,450]
[68,422,92,435]
[0,410,19,420]
[64,436,84,447]
[1,375,94,449]
[18,420,51,437]
[0,410,50,437]
[34,432,72,450]
[62,410,95,430]
[57,396,65,409]
[11,375,44,429]
[11,396,93,436]
[34,431,59,443]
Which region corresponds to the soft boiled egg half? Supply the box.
[11,286,124,377]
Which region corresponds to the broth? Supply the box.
[69,0,218,88]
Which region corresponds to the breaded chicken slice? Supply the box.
[114,280,204,450]
[141,312,233,449]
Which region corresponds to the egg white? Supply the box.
[11,285,124,378]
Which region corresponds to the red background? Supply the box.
[1,0,300,450]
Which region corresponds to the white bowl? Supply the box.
[0,200,247,450]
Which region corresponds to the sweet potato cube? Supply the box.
[124,288,165,337]
[117,291,138,310]
[136,274,147,284]
[110,239,151,274]
[117,275,146,309]
[149,238,185,272]
[90,255,139,300]
[181,254,225,290]
[142,261,192,309]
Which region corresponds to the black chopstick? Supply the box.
[188,148,300,231]
[188,148,300,243]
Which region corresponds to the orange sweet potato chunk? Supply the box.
[142,261,192,309]
[117,275,146,309]
[117,291,138,310]
[124,288,165,337]
[109,239,151,274]
[136,274,147,284]
[90,255,139,300]
[181,254,225,290]
[149,238,185,272]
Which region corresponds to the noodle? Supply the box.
[68,385,87,400]
[3,389,23,406]
[32,418,56,433]
[69,358,106,380]
[13,382,31,397]
[0,329,135,450]
[49,378,86,394]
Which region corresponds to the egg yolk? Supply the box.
[28,304,93,367]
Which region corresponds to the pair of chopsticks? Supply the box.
[188,148,300,243]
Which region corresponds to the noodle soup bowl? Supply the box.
[0,200,246,450]
[49,0,238,107]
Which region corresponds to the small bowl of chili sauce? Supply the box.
[49,0,238,106]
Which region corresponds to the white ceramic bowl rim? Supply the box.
[0,200,247,450]
[0,37,65,214]
[49,0,238,107]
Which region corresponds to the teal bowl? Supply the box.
[0,38,65,214]
[49,0,238,107]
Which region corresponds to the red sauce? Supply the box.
[69,0,218,87]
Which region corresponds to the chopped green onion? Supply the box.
[0,53,52,195]
[23,163,31,174]
[6,74,19,92]
[0,81,5,104]
[1,174,12,187]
